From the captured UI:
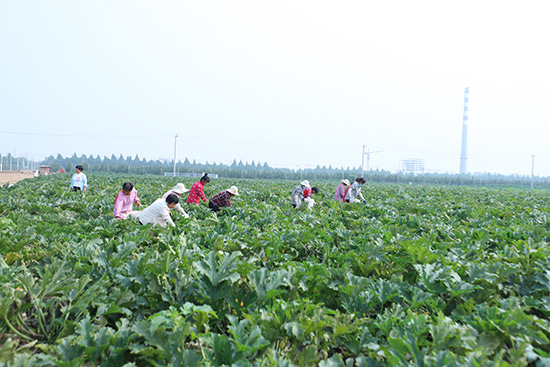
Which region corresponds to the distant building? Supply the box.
[400,159,424,174]
[39,165,52,175]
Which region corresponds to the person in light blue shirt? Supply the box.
[70,165,87,192]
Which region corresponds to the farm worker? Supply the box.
[344,177,367,203]
[209,186,239,212]
[138,194,179,227]
[113,182,142,219]
[187,173,210,204]
[291,180,319,209]
[70,165,87,192]
[334,179,350,201]
[162,183,190,218]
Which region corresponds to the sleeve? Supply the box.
[199,187,207,202]
[70,175,75,188]
[113,193,124,218]
[165,210,176,227]
[174,203,189,217]
[134,190,141,204]
[82,174,87,188]
[351,185,359,201]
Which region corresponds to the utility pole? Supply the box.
[361,145,366,177]
[531,154,535,189]
[173,134,178,177]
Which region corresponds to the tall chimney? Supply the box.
[459,87,469,174]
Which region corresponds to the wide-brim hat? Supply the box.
[341,179,350,186]
[172,183,189,194]
[300,180,311,188]
[226,186,239,196]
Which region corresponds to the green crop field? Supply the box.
[2,173,550,366]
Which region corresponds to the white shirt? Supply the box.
[344,181,365,202]
[162,190,189,218]
[137,199,175,227]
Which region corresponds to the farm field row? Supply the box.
[2,173,550,366]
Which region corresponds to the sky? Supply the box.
[1,1,549,176]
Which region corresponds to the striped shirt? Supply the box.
[209,191,232,208]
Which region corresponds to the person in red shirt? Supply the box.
[291,180,319,209]
[187,173,210,204]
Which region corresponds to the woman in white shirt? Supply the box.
[138,194,179,227]
[161,183,190,218]
[344,177,367,203]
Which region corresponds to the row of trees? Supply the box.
[41,154,362,180]
[41,153,550,188]
[0,153,38,171]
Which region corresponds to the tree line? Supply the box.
[40,153,550,188]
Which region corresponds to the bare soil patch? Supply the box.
[0,171,35,186]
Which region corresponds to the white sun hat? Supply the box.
[300,180,311,187]
[172,183,189,194]
[226,186,240,195]
[341,179,350,185]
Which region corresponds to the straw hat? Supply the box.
[226,186,240,196]
[300,180,311,187]
[341,179,350,186]
[172,183,189,194]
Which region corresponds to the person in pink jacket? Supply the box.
[334,179,350,202]
[113,182,142,219]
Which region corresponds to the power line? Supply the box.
[0,130,359,148]
[0,131,168,139]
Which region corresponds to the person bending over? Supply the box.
[162,183,190,218]
[344,177,367,203]
[209,186,239,212]
[138,194,178,227]
[187,173,210,204]
[334,179,350,202]
[291,180,319,209]
[113,182,142,219]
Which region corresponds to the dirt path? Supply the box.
[0,171,35,186]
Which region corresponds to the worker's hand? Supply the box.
[136,202,142,207]
[184,213,190,219]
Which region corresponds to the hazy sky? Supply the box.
[1,1,549,175]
